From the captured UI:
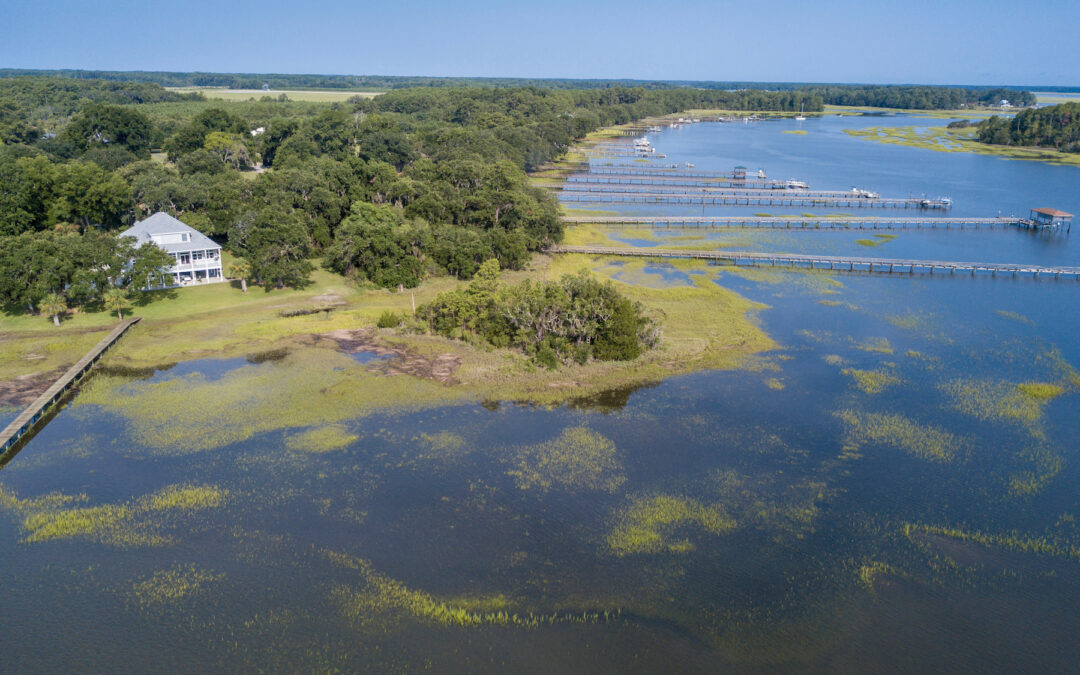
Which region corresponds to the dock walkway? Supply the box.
[560,192,952,209]
[567,175,789,188]
[563,215,1022,230]
[0,317,140,454]
[550,246,1080,280]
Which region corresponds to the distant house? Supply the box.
[120,212,224,288]
[999,99,1012,108]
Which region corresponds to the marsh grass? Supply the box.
[840,368,902,394]
[995,310,1033,325]
[939,377,1051,433]
[855,338,894,355]
[507,427,624,493]
[904,523,1080,562]
[605,493,735,555]
[845,125,1080,168]
[326,550,620,629]
[0,483,226,545]
[837,410,962,462]
[1008,444,1066,496]
[130,564,224,607]
[286,424,360,453]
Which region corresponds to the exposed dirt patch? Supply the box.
[0,367,67,408]
[311,329,461,385]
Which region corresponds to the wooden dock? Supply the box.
[563,215,1022,230]
[568,175,792,188]
[586,167,757,179]
[550,246,1080,280]
[0,317,141,454]
[559,192,952,209]
[554,183,888,199]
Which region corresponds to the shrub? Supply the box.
[377,310,401,328]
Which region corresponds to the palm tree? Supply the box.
[228,259,252,294]
[103,288,132,321]
[40,293,67,327]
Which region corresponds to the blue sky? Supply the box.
[2,0,1076,85]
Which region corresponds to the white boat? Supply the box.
[794,103,806,122]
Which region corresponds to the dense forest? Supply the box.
[0,75,821,318]
[976,103,1080,152]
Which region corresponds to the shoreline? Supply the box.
[844,125,1080,168]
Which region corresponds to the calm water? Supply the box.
[3,118,1080,672]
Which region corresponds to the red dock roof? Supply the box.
[1031,208,1074,218]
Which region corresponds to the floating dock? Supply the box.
[0,317,140,455]
[563,215,1023,230]
[559,192,952,209]
[550,246,1080,280]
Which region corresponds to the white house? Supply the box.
[120,212,224,288]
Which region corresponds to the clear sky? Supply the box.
[2,0,1076,86]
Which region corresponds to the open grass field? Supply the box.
[1,247,775,410]
[167,87,382,102]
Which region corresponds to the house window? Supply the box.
[208,250,220,261]
[181,233,190,242]
[193,250,205,261]
[179,253,191,265]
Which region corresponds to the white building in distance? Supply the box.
[120,212,224,288]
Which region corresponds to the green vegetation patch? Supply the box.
[1009,444,1066,496]
[77,348,464,453]
[285,424,359,453]
[855,338,894,355]
[845,125,1080,168]
[939,377,1049,430]
[840,368,902,394]
[1016,382,1066,402]
[782,130,808,135]
[837,410,961,463]
[326,550,619,629]
[606,493,736,556]
[508,427,625,493]
[130,564,225,607]
[904,523,1080,562]
[0,483,226,546]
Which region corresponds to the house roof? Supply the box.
[1031,207,1074,218]
[120,212,220,253]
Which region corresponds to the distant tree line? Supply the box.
[976,103,1080,152]
[0,69,1049,103]
[799,86,1036,110]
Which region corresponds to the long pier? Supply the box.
[559,192,952,209]
[562,215,1023,230]
[550,246,1080,280]
[0,317,141,454]
[554,183,881,198]
[567,175,792,188]
[586,167,758,179]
